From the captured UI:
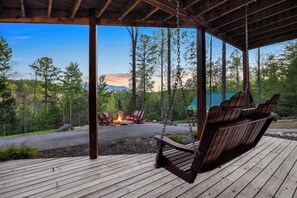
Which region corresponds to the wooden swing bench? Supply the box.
[154,91,280,183]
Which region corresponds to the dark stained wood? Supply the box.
[217,0,297,34]
[195,0,227,16]
[47,0,53,18]
[163,14,173,21]
[249,31,297,50]
[231,12,297,41]
[142,7,158,21]
[118,0,141,20]
[183,0,200,10]
[239,24,297,44]
[89,9,98,159]
[71,0,83,18]
[204,0,254,23]
[222,41,226,101]
[96,0,112,18]
[20,0,26,17]
[197,26,206,140]
[210,0,284,30]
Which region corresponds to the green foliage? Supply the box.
[98,75,111,112]
[0,144,41,161]
[167,134,184,144]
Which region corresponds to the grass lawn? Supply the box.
[270,120,297,129]
[0,129,57,138]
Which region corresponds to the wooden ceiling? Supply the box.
[0,0,296,50]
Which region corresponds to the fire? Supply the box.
[116,115,122,123]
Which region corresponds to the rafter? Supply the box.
[96,0,112,18]
[183,0,200,10]
[163,14,173,22]
[249,31,297,49]
[0,1,2,11]
[195,0,227,16]
[239,24,297,44]
[233,15,297,42]
[204,0,255,23]
[47,0,53,18]
[20,0,26,17]
[212,0,288,31]
[119,0,141,20]
[226,8,297,39]
[218,1,297,35]
[142,7,158,21]
[71,0,83,18]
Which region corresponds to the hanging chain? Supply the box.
[244,1,249,92]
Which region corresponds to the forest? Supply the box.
[0,28,296,136]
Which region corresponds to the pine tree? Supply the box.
[98,75,111,112]
[0,36,16,136]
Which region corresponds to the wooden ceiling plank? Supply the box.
[20,0,26,17]
[240,24,297,44]
[96,0,112,18]
[219,1,297,35]
[196,0,227,16]
[142,7,158,21]
[0,1,2,11]
[249,32,297,49]
[47,0,53,18]
[183,0,200,10]
[163,14,173,21]
[204,0,255,23]
[233,15,297,42]
[212,0,288,31]
[226,8,297,39]
[118,0,141,20]
[71,0,83,18]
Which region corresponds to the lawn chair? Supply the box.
[134,110,145,124]
[126,110,138,121]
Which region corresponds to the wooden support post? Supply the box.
[257,47,261,104]
[89,10,98,159]
[222,41,226,101]
[197,26,206,140]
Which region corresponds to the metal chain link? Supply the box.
[245,1,249,92]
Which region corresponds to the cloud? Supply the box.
[82,73,131,87]
[7,71,32,80]
[12,36,32,40]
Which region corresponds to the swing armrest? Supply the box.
[154,135,194,154]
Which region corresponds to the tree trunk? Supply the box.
[167,28,172,120]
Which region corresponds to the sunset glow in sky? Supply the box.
[0,23,284,90]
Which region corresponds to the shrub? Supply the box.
[167,134,184,144]
[0,144,42,161]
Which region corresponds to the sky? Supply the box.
[0,23,285,90]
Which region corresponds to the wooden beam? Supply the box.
[204,0,255,23]
[249,32,297,49]
[142,7,158,21]
[47,0,53,18]
[96,0,112,18]
[89,9,98,159]
[20,0,26,17]
[227,8,297,39]
[215,0,295,33]
[0,1,2,11]
[237,22,297,44]
[183,0,200,10]
[71,0,83,18]
[163,14,173,22]
[118,0,141,20]
[196,26,206,140]
[195,0,227,16]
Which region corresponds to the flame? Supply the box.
[116,115,122,122]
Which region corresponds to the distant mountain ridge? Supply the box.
[107,85,128,92]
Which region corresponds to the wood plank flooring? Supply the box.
[0,136,297,198]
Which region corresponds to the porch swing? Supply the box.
[154,0,280,184]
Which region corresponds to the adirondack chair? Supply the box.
[187,109,196,126]
[134,110,145,124]
[154,91,280,183]
[126,110,139,121]
[98,112,113,126]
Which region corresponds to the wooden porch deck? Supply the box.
[0,136,297,198]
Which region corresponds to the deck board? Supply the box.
[0,137,297,198]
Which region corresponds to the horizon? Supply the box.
[0,23,286,91]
